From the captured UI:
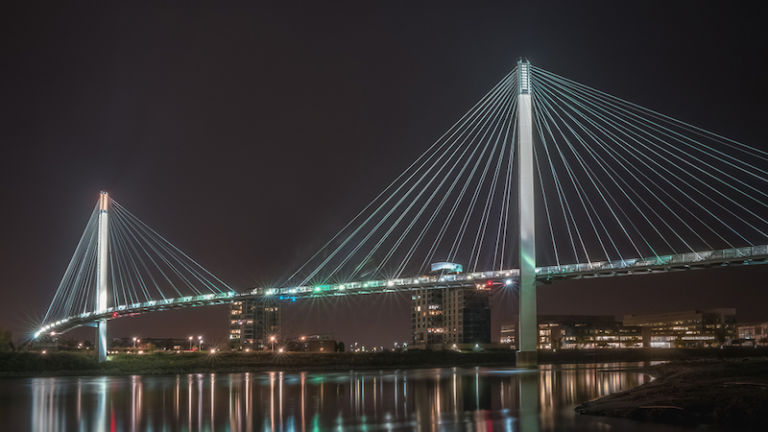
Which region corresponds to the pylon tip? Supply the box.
[99,191,109,211]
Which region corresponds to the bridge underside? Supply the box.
[36,245,768,338]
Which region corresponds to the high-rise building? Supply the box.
[411,286,491,349]
[229,298,281,350]
[411,289,445,346]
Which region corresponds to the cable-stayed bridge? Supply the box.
[34,60,768,365]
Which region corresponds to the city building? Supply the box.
[230,298,281,350]
[501,315,643,350]
[736,322,768,346]
[500,322,517,347]
[540,315,643,350]
[501,309,737,350]
[284,334,340,352]
[411,286,491,349]
[111,337,187,352]
[412,289,445,346]
[623,308,736,348]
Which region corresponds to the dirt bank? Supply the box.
[576,358,768,429]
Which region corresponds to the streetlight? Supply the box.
[269,335,276,352]
[132,337,138,349]
[188,336,194,350]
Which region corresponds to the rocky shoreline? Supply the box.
[576,358,768,429]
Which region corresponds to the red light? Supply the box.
[112,312,118,318]
[486,280,493,286]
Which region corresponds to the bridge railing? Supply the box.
[538,245,768,279]
[255,269,521,300]
[34,291,238,338]
[35,245,768,338]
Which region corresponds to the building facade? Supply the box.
[623,308,736,348]
[411,289,445,346]
[229,298,281,350]
[736,322,768,346]
[547,316,643,350]
[500,322,517,347]
[501,315,643,350]
[284,334,339,352]
[411,286,491,349]
[502,310,737,350]
[111,337,187,352]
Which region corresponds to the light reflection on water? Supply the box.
[0,362,695,431]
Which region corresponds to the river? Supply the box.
[0,362,701,431]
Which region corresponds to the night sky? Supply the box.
[2,2,766,347]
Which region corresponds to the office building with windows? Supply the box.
[501,315,643,350]
[736,322,768,346]
[411,286,491,349]
[229,298,281,350]
[623,308,736,348]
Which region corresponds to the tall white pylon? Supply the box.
[96,191,109,362]
[517,59,537,367]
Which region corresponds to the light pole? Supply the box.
[132,337,137,349]
[188,336,193,351]
[198,335,203,351]
[269,335,276,352]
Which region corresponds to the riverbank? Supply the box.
[2,348,767,378]
[576,358,768,429]
[0,351,516,377]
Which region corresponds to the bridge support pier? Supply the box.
[97,319,107,361]
[517,59,537,368]
[96,191,109,362]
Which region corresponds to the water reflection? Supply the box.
[1,362,695,431]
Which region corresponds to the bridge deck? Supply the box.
[35,245,768,338]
